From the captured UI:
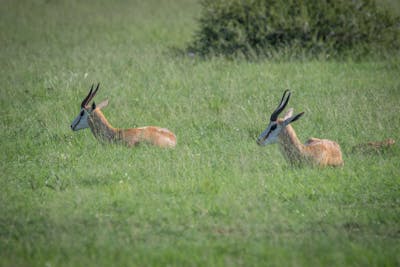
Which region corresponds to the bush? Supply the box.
[188,0,400,59]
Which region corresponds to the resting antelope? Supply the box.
[70,84,177,148]
[257,90,343,167]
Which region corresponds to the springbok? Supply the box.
[257,90,343,167]
[352,138,395,153]
[70,84,177,148]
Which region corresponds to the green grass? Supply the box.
[1,0,399,266]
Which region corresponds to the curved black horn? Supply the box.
[80,83,100,108]
[81,84,94,107]
[270,90,291,121]
[91,83,100,100]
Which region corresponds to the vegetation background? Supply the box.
[189,0,400,59]
[0,0,399,266]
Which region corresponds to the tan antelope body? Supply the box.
[257,90,343,167]
[276,114,343,166]
[71,84,176,148]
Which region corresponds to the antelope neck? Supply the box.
[87,109,120,142]
[278,124,305,163]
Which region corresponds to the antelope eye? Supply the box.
[270,124,277,130]
[80,110,85,116]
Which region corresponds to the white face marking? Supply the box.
[257,112,304,146]
[257,121,283,146]
[71,108,89,131]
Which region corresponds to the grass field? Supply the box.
[1,0,399,266]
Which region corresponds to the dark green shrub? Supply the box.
[188,0,400,59]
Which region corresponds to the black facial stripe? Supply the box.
[261,124,277,142]
[72,114,83,130]
[262,130,271,141]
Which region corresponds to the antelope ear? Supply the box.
[96,99,109,110]
[283,112,304,126]
[283,108,294,120]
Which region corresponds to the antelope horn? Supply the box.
[270,89,291,121]
[81,83,100,107]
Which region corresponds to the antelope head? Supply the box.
[257,90,304,146]
[70,83,108,131]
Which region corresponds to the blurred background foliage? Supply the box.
[188,0,400,59]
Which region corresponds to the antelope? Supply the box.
[70,84,177,148]
[352,138,395,154]
[256,90,343,167]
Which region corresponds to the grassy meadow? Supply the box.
[1,0,399,266]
